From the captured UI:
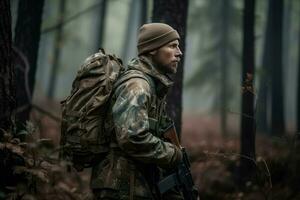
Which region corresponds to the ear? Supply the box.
[149,50,157,56]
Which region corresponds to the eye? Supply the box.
[170,44,177,48]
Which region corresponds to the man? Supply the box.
[91,23,184,200]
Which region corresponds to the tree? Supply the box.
[140,0,148,25]
[152,0,188,137]
[297,10,300,134]
[122,0,148,64]
[283,0,292,72]
[95,0,107,50]
[47,0,66,98]
[240,0,256,184]
[270,0,284,135]
[257,2,270,134]
[14,0,44,128]
[219,0,230,137]
[257,0,285,135]
[0,0,15,132]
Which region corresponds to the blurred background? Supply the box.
[3,0,300,199]
[10,0,300,136]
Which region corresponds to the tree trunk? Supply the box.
[152,0,188,138]
[122,0,148,64]
[48,0,66,98]
[297,11,300,134]
[0,0,15,133]
[257,0,285,135]
[14,0,44,128]
[122,0,138,62]
[95,0,107,51]
[140,0,148,25]
[270,0,284,135]
[220,0,230,137]
[257,0,271,134]
[240,0,256,184]
[283,0,292,73]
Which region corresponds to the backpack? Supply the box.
[60,49,125,171]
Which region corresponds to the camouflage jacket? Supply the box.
[90,56,183,199]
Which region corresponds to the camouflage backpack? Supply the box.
[60,49,125,171]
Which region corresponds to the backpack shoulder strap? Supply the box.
[114,69,155,92]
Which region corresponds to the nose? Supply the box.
[176,47,183,57]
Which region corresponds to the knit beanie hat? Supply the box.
[137,23,180,56]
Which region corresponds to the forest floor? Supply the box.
[182,114,300,200]
[1,104,299,199]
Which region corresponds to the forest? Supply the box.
[0,0,300,199]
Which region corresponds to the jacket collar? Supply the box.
[127,56,174,90]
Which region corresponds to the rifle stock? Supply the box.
[159,124,200,200]
[163,124,181,148]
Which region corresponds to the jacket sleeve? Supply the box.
[112,78,182,169]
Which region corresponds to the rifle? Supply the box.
[158,123,200,200]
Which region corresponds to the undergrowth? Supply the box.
[0,122,92,200]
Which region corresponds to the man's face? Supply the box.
[151,40,182,74]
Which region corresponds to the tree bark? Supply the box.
[257,0,285,135]
[0,0,15,133]
[297,10,300,134]
[270,0,284,135]
[14,0,44,128]
[257,0,271,134]
[152,0,188,138]
[240,0,256,184]
[140,0,148,25]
